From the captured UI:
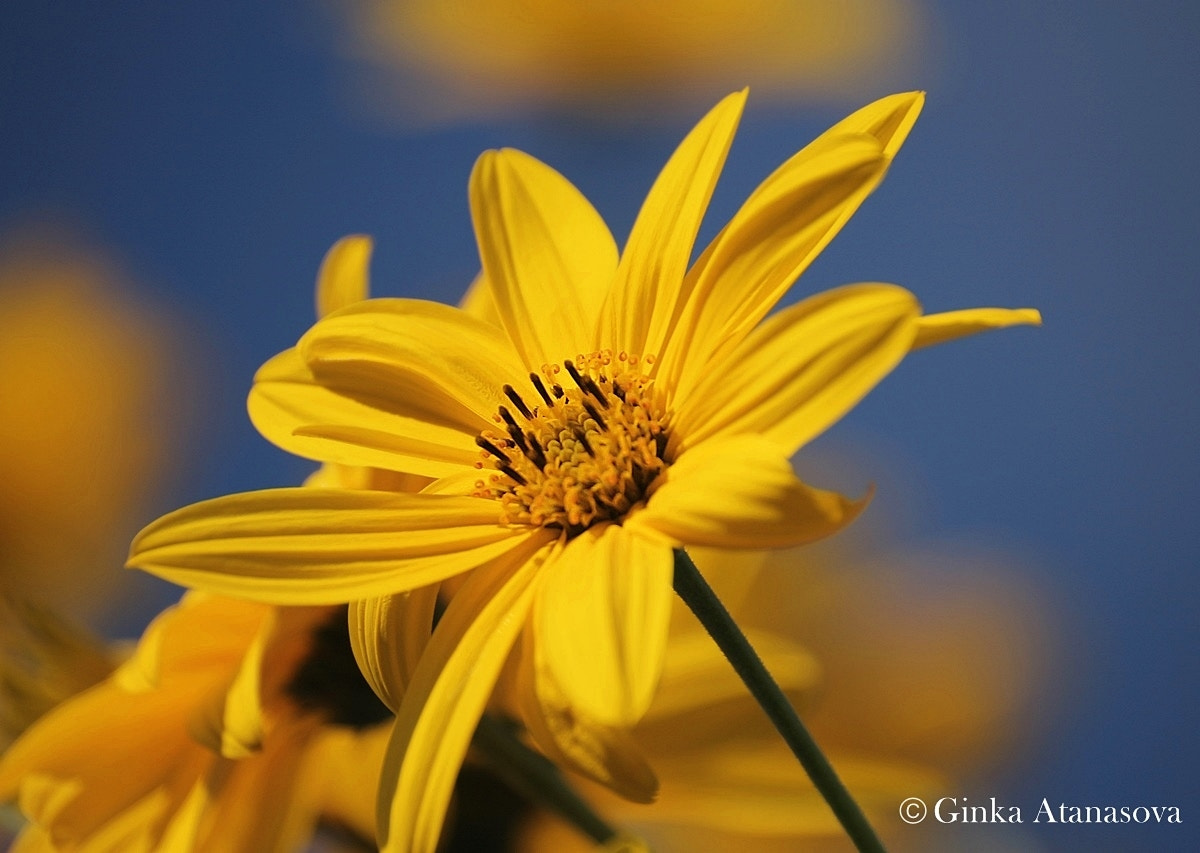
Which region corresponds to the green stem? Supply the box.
[672,549,886,853]
[472,713,616,845]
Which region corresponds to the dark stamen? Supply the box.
[563,359,586,388]
[526,432,547,468]
[580,375,609,406]
[530,373,554,406]
[611,381,627,402]
[476,435,511,462]
[552,384,565,399]
[581,399,608,431]
[499,464,528,486]
[498,407,529,452]
[575,428,595,456]
[503,384,534,420]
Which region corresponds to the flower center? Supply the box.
[472,350,671,537]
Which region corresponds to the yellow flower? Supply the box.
[0,593,391,852]
[0,232,185,622]
[128,91,1039,853]
[340,0,923,124]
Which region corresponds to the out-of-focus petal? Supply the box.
[912,307,1042,350]
[316,234,373,319]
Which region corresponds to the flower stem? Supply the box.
[672,548,886,853]
[472,713,617,845]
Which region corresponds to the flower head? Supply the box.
[129,91,1039,853]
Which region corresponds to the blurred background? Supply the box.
[1,1,1196,851]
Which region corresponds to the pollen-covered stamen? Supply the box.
[473,351,672,537]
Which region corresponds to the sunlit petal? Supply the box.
[128,488,538,605]
[631,435,867,549]
[537,524,673,726]
[674,283,919,454]
[470,148,617,370]
[601,91,745,358]
[377,536,552,853]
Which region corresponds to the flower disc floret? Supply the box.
[472,350,669,536]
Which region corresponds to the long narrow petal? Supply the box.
[316,235,373,319]
[658,137,890,399]
[249,348,479,478]
[377,536,553,853]
[536,524,674,727]
[913,307,1043,350]
[630,436,867,549]
[128,488,538,605]
[348,584,439,713]
[515,626,658,803]
[813,91,925,161]
[299,298,525,428]
[673,284,919,455]
[601,91,746,359]
[470,148,618,371]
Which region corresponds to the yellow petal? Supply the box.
[537,525,673,727]
[187,616,270,759]
[315,234,373,319]
[299,297,525,428]
[514,626,658,804]
[249,347,479,479]
[630,435,868,549]
[349,584,439,713]
[601,90,746,359]
[673,283,919,455]
[0,682,200,844]
[128,488,540,605]
[378,536,553,853]
[813,90,925,160]
[469,148,618,370]
[659,136,890,399]
[913,307,1043,350]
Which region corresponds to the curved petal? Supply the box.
[377,535,553,853]
[349,584,439,713]
[127,488,539,605]
[537,525,674,727]
[657,137,890,400]
[514,626,658,804]
[673,284,919,455]
[600,90,746,359]
[469,148,618,371]
[630,436,868,549]
[913,307,1043,350]
[299,298,525,429]
[249,347,479,479]
[316,235,373,319]
[188,619,269,759]
[457,270,502,326]
[813,90,925,161]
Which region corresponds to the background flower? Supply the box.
[332,0,924,125]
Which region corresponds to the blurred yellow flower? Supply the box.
[517,534,1054,852]
[339,0,925,123]
[129,91,1039,853]
[0,232,187,623]
[0,592,392,852]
